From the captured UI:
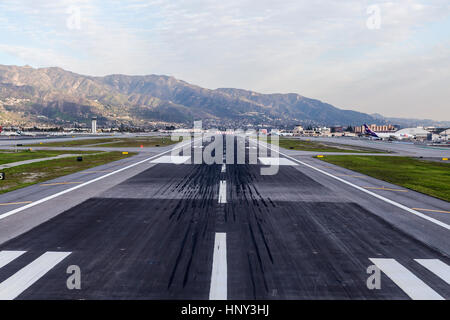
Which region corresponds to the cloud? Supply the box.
[0,0,449,120]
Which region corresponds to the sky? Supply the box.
[0,0,449,121]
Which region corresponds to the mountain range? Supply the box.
[0,64,447,129]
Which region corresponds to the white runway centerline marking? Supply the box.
[369,258,444,300]
[221,164,226,173]
[0,251,71,300]
[415,259,450,284]
[218,181,227,203]
[0,251,26,269]
[150,155,191,164]
[209,233,227,300]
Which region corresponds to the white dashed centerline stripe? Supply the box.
[209,233,227,300]
[369,258,444,300]
[0,251,71,300]
[415,259,450,285]
[0,251,26,269]
[252,138,450,231]
[0,138,199,221]
[218,181,227,204]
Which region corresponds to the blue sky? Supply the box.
[0,0,449,120]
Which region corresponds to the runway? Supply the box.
[0,135,448,300]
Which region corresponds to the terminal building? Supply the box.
[395,127,431,141]
[429,128,450,142]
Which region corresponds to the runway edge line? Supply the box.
[0,139,197,221]
[252,138,450,231]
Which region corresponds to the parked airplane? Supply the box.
[0,130,20,136]
[363,124,414,140]
[0,127,36,136]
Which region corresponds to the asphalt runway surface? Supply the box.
[0,135,449,300]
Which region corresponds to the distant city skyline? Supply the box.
[0,0,449,121]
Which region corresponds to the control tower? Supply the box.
[91,116,97,134]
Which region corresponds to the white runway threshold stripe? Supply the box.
[218,181,227,204]
[0,138,199,221]
[252,138,450,231]
[0,250,26,269]
[415,259,450,285]
[209,233,227,300]
[0,251,71,300]
[369,258,444,300]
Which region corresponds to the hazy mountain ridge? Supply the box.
[371,113,450,128]
[215,88,380,126]
[0,64,444,128]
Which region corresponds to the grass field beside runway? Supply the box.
[24,138,121,147]
[319,155,450,202]
[26,136,180,148]
[0,151,136,194]
[262,137,385,153]
[0,150,97,165]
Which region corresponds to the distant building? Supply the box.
[293,125,304,136]
[330,126,344,133]
[302,127,331,137]
[319,127,331,135]
[436,129,450,141]
[396,127,431,141]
